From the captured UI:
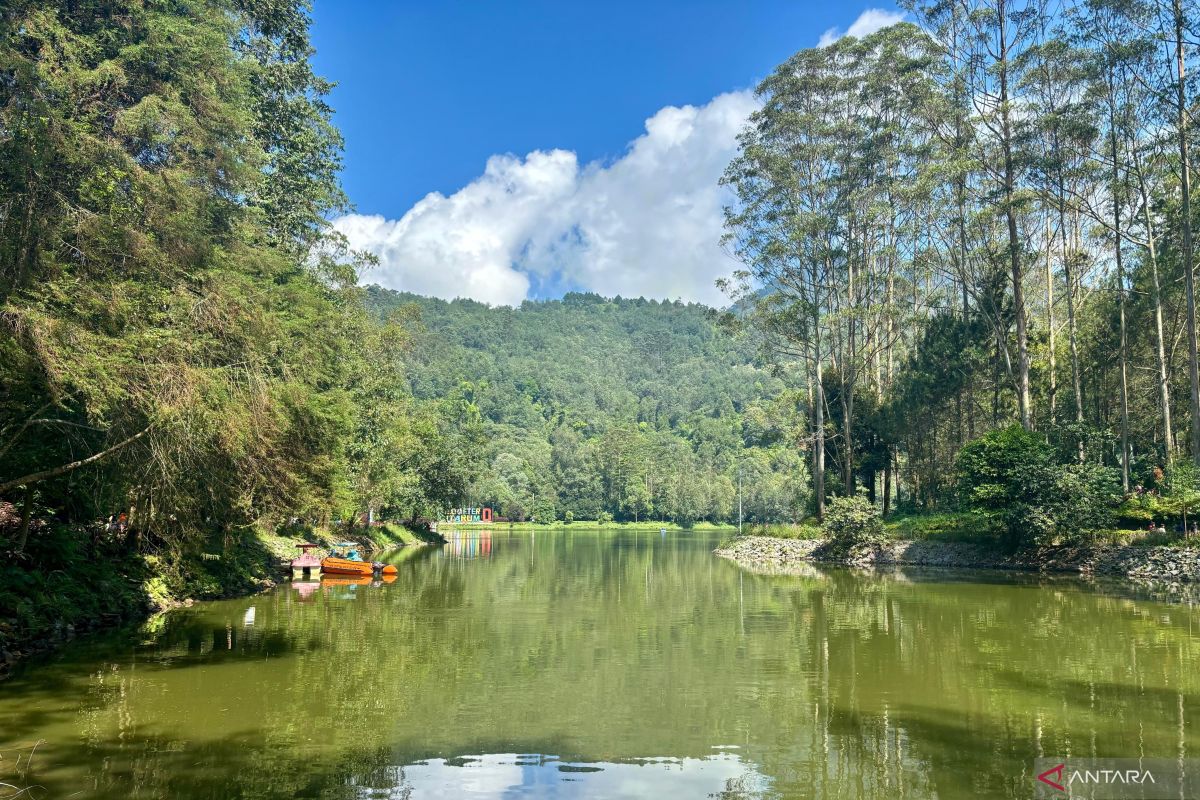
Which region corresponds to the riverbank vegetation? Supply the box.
[0,0,469,544]
[720,0,1200,549]
[0,0,474,661]
[0,503,421,672]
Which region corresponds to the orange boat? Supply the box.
[320,542,398,576]
[320,556,397,576]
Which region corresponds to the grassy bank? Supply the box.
[0,520,433,677]
[438,520,736,532]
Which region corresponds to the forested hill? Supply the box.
[364,287,809,525]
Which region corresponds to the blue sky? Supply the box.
[311,2,905,305]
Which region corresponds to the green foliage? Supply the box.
[753,523,823,539]
[956,425,1121,548]
[1152,463,1200,536]
[822,495,886,549]
[0,524,152,661]
[1116,495,1160,528]
[0,1,481,591]
[367,289,809,526]
[886,512,998,543]
[530,496,557,524]
[957,426,1060,548]
[0,0,363,533]
[377,522,444,546]
[1053,464,1123,537]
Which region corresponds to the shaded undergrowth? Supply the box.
[0,519,423,677]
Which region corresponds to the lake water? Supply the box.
[2,529,1199,799]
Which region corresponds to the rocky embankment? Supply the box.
[714,536,1200,584]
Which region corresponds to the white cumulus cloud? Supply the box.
[334,90,759,307]
[818,8,907,47]
[334,149,578,306]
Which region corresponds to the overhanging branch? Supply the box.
[0,426,152,495]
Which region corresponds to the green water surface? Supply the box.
[1,530,1198,799]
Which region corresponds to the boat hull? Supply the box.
[320,556,398,576]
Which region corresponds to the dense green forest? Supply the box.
[0,0,478,564]
[367,288,808,525]
[13,0,1200,573]
[720,0,1200,541]
[0,0,806,598]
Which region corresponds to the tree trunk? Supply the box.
[125,495,141,551]
[1109,89,1131,492]
[955,121,975,440]
[1175,0,1200,464]
[1135,146,1175,459]
[998,0,1032,429]
[882,450,892,517]
[1059,201,1084,460]
[814,370,826,520]
[841,389,854,497]
[1045,216,1057,422]
[813,342,826,521]
[14,485,33,554]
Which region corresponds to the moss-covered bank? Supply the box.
[0,520,441,678]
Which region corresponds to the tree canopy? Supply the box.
[366,288,811,525]
[0,1,470,553]
[722,0,1200,529]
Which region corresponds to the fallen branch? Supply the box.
[0,426,152,495]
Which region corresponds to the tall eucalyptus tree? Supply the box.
[723,24,939,514]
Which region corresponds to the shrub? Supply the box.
[757,523,822,539]
[822,495,885,549]
[1160,462,1200,530]
[530,497,556,524]
[887,512,997,542]
[957,424,1058,548]
[956,424,1121,549]
[1053,464,1122,538]
[1115,495,1160,529]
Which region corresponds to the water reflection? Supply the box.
[442,529,494,560]
[377,751,769,799]
[0,530,1198,799]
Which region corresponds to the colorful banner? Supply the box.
[445,507,493,523]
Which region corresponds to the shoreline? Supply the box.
[714,536,1200,586]
[438,521,734,532]
[0,523,440,680]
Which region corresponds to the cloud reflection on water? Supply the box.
[379,750,769,799]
